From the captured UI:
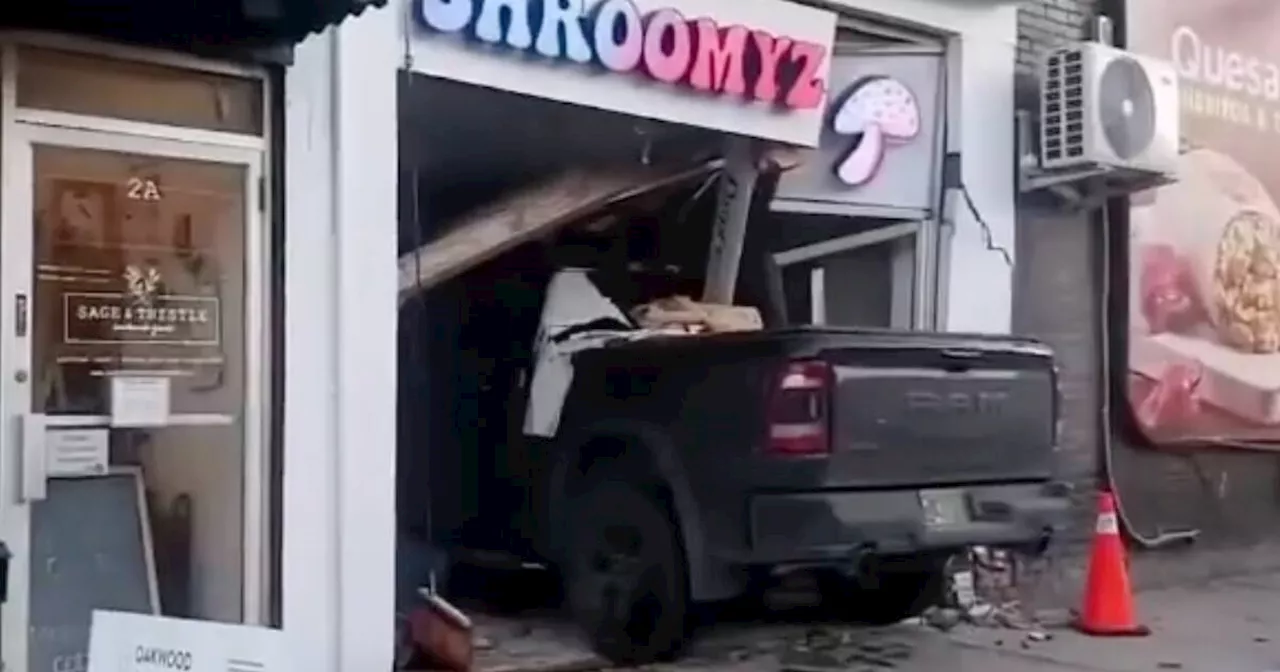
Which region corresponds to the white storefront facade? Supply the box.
[282,8,399,671]
[0,0,1019,670]
[283,0,1018,669]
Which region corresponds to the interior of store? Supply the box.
[396,74,732,598]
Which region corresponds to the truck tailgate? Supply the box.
[826,346,1055,487]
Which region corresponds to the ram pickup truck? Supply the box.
[476,268,1070,664]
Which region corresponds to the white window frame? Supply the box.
[775,219,934,330]
[809,266,827,325]
[803,236,915,330]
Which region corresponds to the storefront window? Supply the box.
[780,238,915,328]
[770,213,920,328]
[31,145,247,623]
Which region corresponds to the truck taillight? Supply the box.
[765,360,832,457]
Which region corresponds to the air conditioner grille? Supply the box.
[1042,49,1087,162]
[1036,42,1178,175]
[1099,56,1157,159]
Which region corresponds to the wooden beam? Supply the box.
[397,159,723,305]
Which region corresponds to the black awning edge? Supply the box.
[290,0,390,41]
[241,0,391,45]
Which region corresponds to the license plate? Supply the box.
[919,489,971,527]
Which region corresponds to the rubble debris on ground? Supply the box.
[471,612,608,672]
[779,628,918,672]
[660,621,927,672]
[401,590,476,671]
[403,545,1074,671]
[919,545,1068,645]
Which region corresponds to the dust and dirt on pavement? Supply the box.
[466,547,1074,672]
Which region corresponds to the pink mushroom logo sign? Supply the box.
[831,76,921,187]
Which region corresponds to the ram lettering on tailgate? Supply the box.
[904,390,1009,417]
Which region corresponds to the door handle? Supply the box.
[18,413,47,502]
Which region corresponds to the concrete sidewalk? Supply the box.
[470,569,1280,672]
[949,572,1280,672]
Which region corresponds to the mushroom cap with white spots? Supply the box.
[832,76,921,140]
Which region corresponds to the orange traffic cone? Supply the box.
[1075,491,1150,637]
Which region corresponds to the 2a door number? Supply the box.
[126,177,162,201]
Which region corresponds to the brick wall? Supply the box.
[1012,0,1106,553]
[1017,0,1096,72]
[1013,0,1280,593]
[1012,200,1101,549]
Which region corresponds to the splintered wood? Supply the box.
[397,160,723,306]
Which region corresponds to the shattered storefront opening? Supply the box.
[393,73,787,669]
[391,2,965,668]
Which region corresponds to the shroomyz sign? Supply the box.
[831,76,921,186]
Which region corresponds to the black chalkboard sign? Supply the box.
[28,469,159,672]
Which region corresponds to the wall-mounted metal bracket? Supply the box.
[1014,109,1177,211]
[1018,162,1176,211]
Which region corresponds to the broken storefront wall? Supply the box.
[394,6,964,669]
[397,160,723,302]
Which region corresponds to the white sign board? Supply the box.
[46,427,110,477]
[405,0,838,147]
[110,376,171,428]
[88,610,292,672]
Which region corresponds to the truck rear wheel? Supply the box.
[564,482,688,665]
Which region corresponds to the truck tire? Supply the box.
[824,558,948,625]
[563,482,688,665]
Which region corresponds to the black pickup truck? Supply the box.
[397,259,1068,665]
[538,317,1067,661]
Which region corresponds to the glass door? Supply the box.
[0,124,264,672]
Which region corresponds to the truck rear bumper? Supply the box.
[736,483,1070,566]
